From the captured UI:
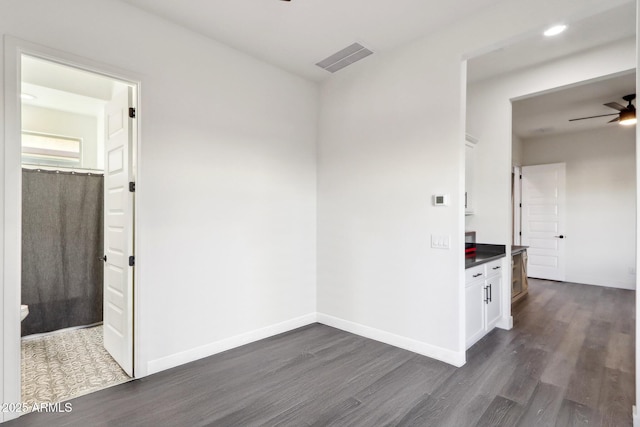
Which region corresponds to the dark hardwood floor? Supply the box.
[7,279,635,426]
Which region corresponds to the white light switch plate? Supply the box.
[431,234,450,249]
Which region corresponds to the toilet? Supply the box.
[20,305,29,321]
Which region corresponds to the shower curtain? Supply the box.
[21,169,104,336]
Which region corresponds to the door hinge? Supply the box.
[519,174,522,179]
[129,107,136,118]
[129,256,135,267]
[129,182,135,192]
[519,203,522,208]
[519,231,522,236]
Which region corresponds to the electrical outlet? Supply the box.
[431,234,450,249]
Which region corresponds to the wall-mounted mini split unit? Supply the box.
[315,43,373,73]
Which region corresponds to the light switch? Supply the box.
[431,234,450,249]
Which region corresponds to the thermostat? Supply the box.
[433,194,449,206]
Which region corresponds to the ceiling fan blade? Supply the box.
[604,102,626,111]
[608,117,620,123]
[568,113,619,122]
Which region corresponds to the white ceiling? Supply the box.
[465,1,636,140]
[513,72,636,139]
[120,0,505,82]
[468,3,636,84]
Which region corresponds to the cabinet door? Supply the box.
[485,274,502,330]
[465,280,486,348]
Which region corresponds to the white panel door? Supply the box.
[104,87,134,376]
[521,163,566,281]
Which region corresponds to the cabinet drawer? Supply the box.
[465,264,485,285]
[486,259,503,277]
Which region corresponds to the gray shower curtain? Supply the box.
[21,169,104,336]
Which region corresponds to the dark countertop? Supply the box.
[512,245,528,255]
[465,244,506,269]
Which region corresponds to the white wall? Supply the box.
[523,126,636,289]
[1,0,318,412]
[512,133,523,167]
[467,37,636,243]
[21,105,100,169]
[317,44,466,361]
[317,0,631,366]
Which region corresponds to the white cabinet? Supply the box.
[465,258,503,348]
[465,134,478,215]
[465,274,486,348]
[485,263,502,330]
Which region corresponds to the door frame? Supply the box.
[512,165,522,246]
[2,36,143,422]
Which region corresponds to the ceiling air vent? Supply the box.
[315,43,373,73]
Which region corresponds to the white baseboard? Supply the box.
[564,275,635,290]
[147,312,468,375]
[2,412,20,423]
[316,313,466,367]
[496,315,513,330]
[147,313,317,375]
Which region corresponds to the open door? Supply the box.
[103,87,134,376]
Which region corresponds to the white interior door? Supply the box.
[521,163,566,281]
[104,87,134,376]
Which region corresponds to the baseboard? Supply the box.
[147,313,317,375]
[565,276,635,290]
[147,312,468,375]
[2,412,20,423]
[316,313,466,367]
[496,315,513,330]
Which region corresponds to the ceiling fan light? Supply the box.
[619,109,636,126]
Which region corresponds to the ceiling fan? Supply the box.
[569,93,636,125]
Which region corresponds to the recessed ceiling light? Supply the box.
[544,25,567,37]
[20,93,36,100]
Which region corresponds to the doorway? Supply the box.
[465,1,636,299]
[512,71,636,289]
[17,54,137,410]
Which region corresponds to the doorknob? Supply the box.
[554,235,565,239]
[101,255,107,262]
